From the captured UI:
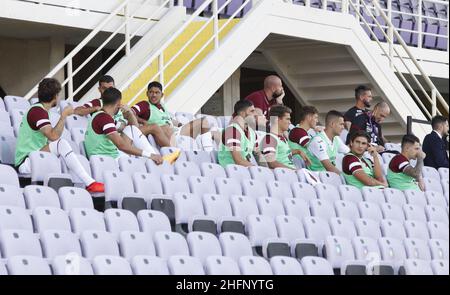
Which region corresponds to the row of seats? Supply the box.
[0,227,447,275]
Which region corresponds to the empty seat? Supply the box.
[80,230,119,259]
[188,175,217,196]
[69,208,106,234]
[118,156,147,175]
[324,236,356,272]
[0,164,20,187]
[168,256,205,275]
[405,220,430,240]
[0,137,17,166]
[7,256,51,275]
[103,171,135,204]
[132,173,163,202]
[161,174,190,195]
[29,151,62,183]
[89,155,119,183]
[334,200,360,221]
[428,239,449,260]
[0,229,42,258]
[378,238,407,270]
[362,187,386,205]
[329,217,357,240]
[428,221,449,241]
[358,201,383,222]
[239,256,273,275]
[230,195,258,219]
[422,166,440,179]
[33,207,71,232]
[401,259,433,275]
[0,184,25,208]
[146,159,175,176]
[257,197,285,218]
[426,191,447,207]
[185,150,212,164]
[58,187,94,211]
[242,179,269,198]
[219,232,253,262]
[381,219,407,240]
[270,256,304,275]
[381,203,405,222]
[301,257,334,275]
[339,185,363,203]
[403,204,427,222]
[383,188,407,206]
[404,189,428,207]
[65,115,88,130]
[200,162,226,178]
[315,183,340,203]
[303,216,331,247]
[273,168,299,184]
[215,177,243,198]
[310,199,336,220]
[92,255,133,275]
[0,206,33,232]
[291,182,317,202]
[137,210,171,238]
[352,237,381,262]
[174,161,201,178]
[425,205,448,224]
[247,214,285,257]
[104,209,140,239]
[41,230,82,259]
[4,96,30,112]
[70,127,87,146]
[205,256,241,275]
[131,256,169,275]
[187,232,222,264]
[355,218,382,240]
[119,231,155,260]
[249,166,275,183]
[404,238,432,261]
[438,168,449,180]
[154,231,189,259]
[431,259,449,275]
[24,185,60,210]
[267,180,294,200]
[225,164,251,180]
[283,198,310,220]
[52,255,94,275]
[423,177,444,194]
[319,171,342,188]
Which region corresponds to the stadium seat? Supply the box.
[378,238,407,271]
[29,151,63,183]
[257,197,285,218]
[119,231,156,260]
[225,164,251,180]
[188,175,217,196]
[428,239,449,260]
[310,199,336,220]
[118,156,147,175]
[161,174,190,195]
[319,171,343,188]
[4,96,30,112]
[0,206,33,232]
[246,214,284,257]
[33,207,71,233]
[339,185,364,203]
[52,255,94,275]
[422,166,440,179]
[274,168,300,184]
[400,259,434,275]
[0,184,26,208]
[315,183,340,203]
[431,259,449,275]
[215,177,242,197]
[146,159,175,176]
[80,230,119,259]
[380,219,407,240]
[132,173,164,202]
[230,195,259,219]
[219,232,253,262]
[291,182,317,202]
[404,238,432,261]
[358,201,383,222]
[41,230,82,259]
[241,179,269,198]
[405,220,430,240]
[425,205,448,224]
[104,171,135,204]
[427,221,449,241]
[92,256,133,275]
[267,180,294,200]
[329,217,358,240]
[205,256,241,275]
[24,185,60,210]
[69,208,106,234]
[173,192,216,235]
[70,128,87,146]
[270,256,304,275]
[200,162,226,178]
[283,198,310,220]
[403,204,427,222]
[238,256,273,275]
[301,257,334,275]
[355,218,382,240]
[249,166,275,183]
[130,256,169,275]
[381,203,406,222]
[425,191,447,207]
[202,194,243,234]
[362,187,386,205]
[174,161,201,178]
[90,155,119,183]
[423,177,444,194]
[7,256,51,275]
[65,115,88,130]
[0,229,43,258]
[168,256,205,275]
[185,150,212,164]
[303,216,331,249]
[324,236,357,273]
[187,232,222,264]
[137,210,171,238]
[438,168,449,180]
[404,189,428,207]
[334,200,360,221]
[154,231,189,259]
[383,188,407,206]
[0,136,16,166]
[352,237,381,262]
[104,209,140,239]
[58,187,94,211]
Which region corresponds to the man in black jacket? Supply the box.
[423,115,449,169]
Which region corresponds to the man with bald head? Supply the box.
[348,101,391,152]
[245,75,285,117]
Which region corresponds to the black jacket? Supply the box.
[423,131,449,169]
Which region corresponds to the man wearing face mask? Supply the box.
[423,115,449,169]
[348,102,391,153]
[218,100,258,167]
[15,78,105,193]
[244,75,285,118]
[344,85,373,130]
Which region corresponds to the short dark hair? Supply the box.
[234,99,254,115]
[101,87,122,106]
[269,105,292,119]
[402,134,420,148]
[350,130,371,143]
[38,78,61,103]
[355,85,371,100]
[147,81,163,92]
[431,115,448,130]
[325,110,344,126]
[298,106,318,122]
[99,75,115,86]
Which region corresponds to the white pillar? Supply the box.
[223,68,241,115]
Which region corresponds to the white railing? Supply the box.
[23,0,175,101]
[293,0,448,118]
[122,0,257,106]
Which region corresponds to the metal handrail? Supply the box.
[122,0,255,106]
[23,0,173,101]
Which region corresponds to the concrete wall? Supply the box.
[0,36,64,97]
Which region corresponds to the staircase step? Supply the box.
[295,71,369,88]
[288,57,361,75]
